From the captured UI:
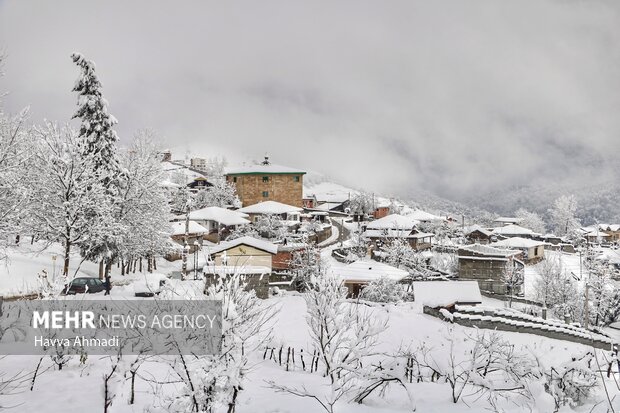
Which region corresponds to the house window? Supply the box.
[294,176,300,182]
[262,176,269,182]
[262,191,269,197]
[233,177,237,183]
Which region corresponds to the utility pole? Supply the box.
[182,203,190,281]
[584,283,590,330]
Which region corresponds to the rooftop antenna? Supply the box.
[262,153,270,165]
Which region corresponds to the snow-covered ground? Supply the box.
[0,290,617,412]
[0,241,181,297]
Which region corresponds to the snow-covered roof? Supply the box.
[363,229,415,239]
[335,260,409,283]
[188,207,250,226]
[225,162,305,175]
[581,226,612,237]
[464,225,493,237]
[237,201,303,215]
[170,221,208,236]
[366,214,418,230]
[490,237,546,249]
[406,210,445,222]
[161,161,208,185]
[206,236,278,255]
[492,224,538,236]
[413,281,482,307]
[458,244,521,257]
[202,265,271,275]
[494,217,523,224]
[303,181,352,203]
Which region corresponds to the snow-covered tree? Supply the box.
[164,271,276,412]
[71,52,126,277]
[289,243,322,291]
[254,214,288,240]
[29,122,104,276]
[409,330,538,405]
[380,238,432,278]
[0,56,32,258]
[515,208,546,234]
[359,276,409,303]
[115,130,172,272]
[192,178,239,209]
[585,259,620,327]
[270,270,388,413]
[348,191,374,217]
[534,254,582,322]
[502,259,524,307]
[549,195,581,239]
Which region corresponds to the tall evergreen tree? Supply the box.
[70,53,125,277]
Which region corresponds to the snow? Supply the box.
[491,223,539,236]
[188,206,250,226]
[405,209,446,222]
[169,220,208,236]
[161,160,208,184]
[490,236,546,249]
[463,224,493,237]
[205,236,279,255]
[303,181,353,203]
[202,265,271,276]
[366,214,418,230]
[332,260,409,282]
[413,281,482,307]
[237,200,303,215]
[225,162,305,175]
[458,243,521,257]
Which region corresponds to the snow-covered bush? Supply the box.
[359,277,409,303]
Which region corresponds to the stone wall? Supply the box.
[423,306,615,350]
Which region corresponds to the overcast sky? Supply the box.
[1,0,619,199]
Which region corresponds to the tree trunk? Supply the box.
[63,239,71,276]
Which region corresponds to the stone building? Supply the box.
[225,156,306,207]
[457,244,524,295]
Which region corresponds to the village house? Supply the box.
[237,200,303,222]
[581,224,613,244]
[373,200,391,219]
[302,193,318,209]
[492,223,540,239]
[407,209,446,223]
[225,156,306,207]
[203,236,278,298]
[489,237,546,264]
[161,159,213,193]
[493,217,523,227]
[167,221,209,260]
[601,224,620,242]
[363,214,434,251]
[187,206,250,243]
[334,260,409,298]
[464,225,495,244]
[457,244,524,295]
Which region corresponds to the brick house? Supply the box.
[225,156,306,207]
